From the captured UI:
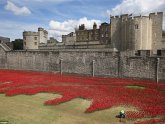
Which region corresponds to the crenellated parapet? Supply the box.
[110,12,163,22]
[149,12,163,17]
[38,27,48,34]
[23,31,38,36]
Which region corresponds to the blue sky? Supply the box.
[0,0,165,41]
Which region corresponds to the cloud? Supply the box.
[107,0,165,16]
[107,0,165,29]
[0,20,40,41]
[5,1,31,15]
[48,17,102,41]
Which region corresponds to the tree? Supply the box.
[12,39,23,50]
[163,30,165,36]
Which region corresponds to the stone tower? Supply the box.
[93,22,97,30]
[110,15,121,51]
[149,12,163,53]
[23,27,48,49]
[110,12,163,53]
[38,27,48,44]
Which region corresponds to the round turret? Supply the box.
[93,22,97,29]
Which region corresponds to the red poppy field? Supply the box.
[0,69,165,124]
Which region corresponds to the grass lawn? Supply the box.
[126,86,145,89]
[0,93,135,124]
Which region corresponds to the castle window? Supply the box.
[157,50,161,56]
[34,42,37,45]
[24,37,26,40]
[24,42,26,45]
[34,37,37,40]
[135,24,139,29]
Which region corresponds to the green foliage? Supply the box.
[163,30,165,36]
[12,39,23,50]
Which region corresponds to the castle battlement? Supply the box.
[111,12,163,20]
[127,16,151,20]
[38,27,48,34]
[110,16,120,19]
[121,14,128,17]
[157,12,163,15]
[23,31,38,36]
[134,16,142,18]
[38,27,44,31]
[149,12,163,17]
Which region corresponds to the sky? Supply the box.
[0,0,165,41]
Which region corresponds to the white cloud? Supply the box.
[107,0,165,16]
[5,1,31,15]
[48,17,102,41]
[107,0,165,29]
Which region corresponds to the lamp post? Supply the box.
[92,60,95,77]
[60,59,63,75]
[157,58,160,84]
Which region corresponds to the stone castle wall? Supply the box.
[0,46,6,68]
[110,12,163,52]
[0,45,165,81]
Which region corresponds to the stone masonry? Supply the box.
[23,27,48,49]
[110,12,164,53]
[38,12,164,53]
[0,45,165,81]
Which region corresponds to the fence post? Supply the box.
[60,59,63,75]
[92,60,95,77]
[118,52,121,78]
[156,58,160,84]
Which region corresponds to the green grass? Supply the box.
[0,93,135,124]
[126,86,145,89]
